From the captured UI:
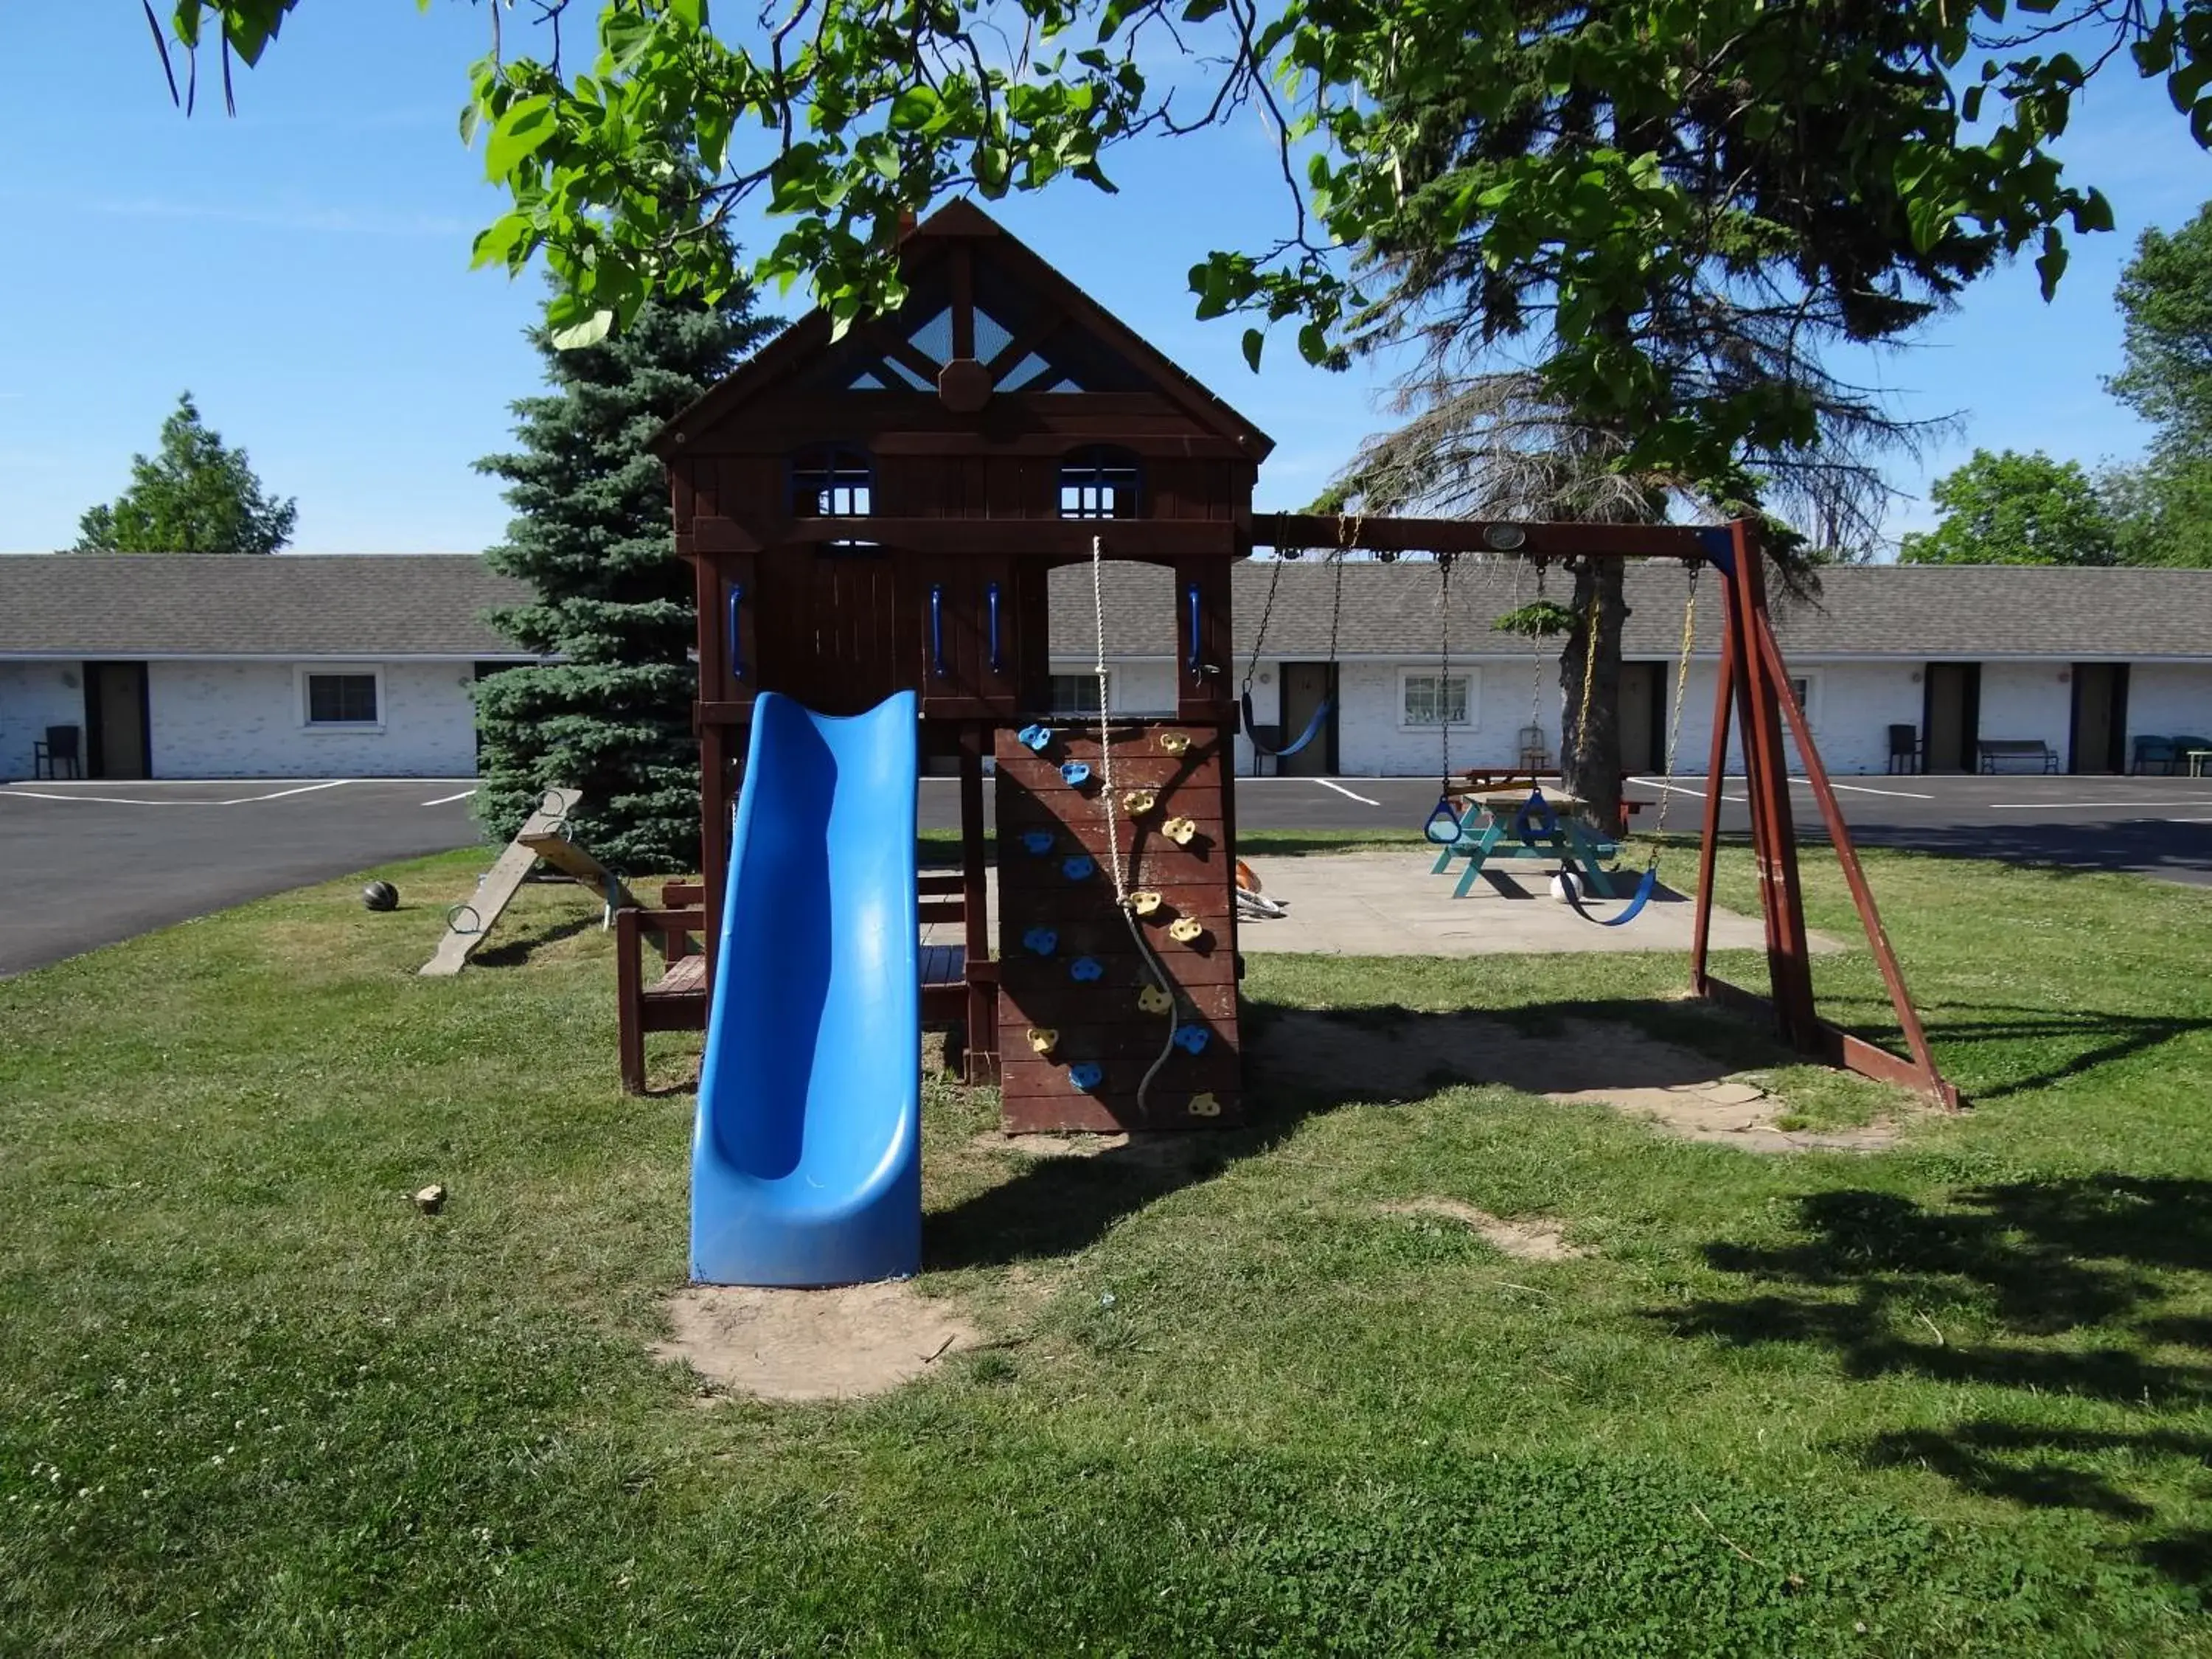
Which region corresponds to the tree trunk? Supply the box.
[1560,557,1629,832]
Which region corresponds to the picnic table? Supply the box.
[1429,784,1627,901]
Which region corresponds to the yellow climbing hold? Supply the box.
[1169,917,1206,944]
[1121,789,1158,816]
[1158,731,1191,756]
[1162,815,1197,845]
[1188,1093,1222,1118]
[1128,890,1163,917]
[1026,1026,1059,1056]
[1137,984,1173,1015]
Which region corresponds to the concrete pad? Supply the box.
[1237,848,1844,958]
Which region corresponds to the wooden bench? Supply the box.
[614,872,987,1093]
[1977,740,2060,774]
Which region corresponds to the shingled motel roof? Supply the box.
[7,552,2208,665]
[0,554,535,658]
[1046,560,2212,661]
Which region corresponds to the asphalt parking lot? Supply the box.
[0,778,484,978]
[6,768,2209,979]
[924,771,2212,888]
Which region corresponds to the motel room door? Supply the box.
[1276,662,1338,778]
[1921,662,1980,773]
[2069,663,2129,774]
[1617,662,1663,776]
[83,661,151,779]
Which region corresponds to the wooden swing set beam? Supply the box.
[1686,520,1961,1110]
[1252,513,1709,560]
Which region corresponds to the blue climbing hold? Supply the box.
[1069,1063,1104,1091]
[1023,927,1059,957]
[1018,724,1053,752]
[1062,855,1095,882]
[1020,830,1055,856]
[1172,1026,1211,1055]
[1060,761,1092,787]
[1070,956,1105,982]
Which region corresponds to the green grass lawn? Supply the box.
[4,840,2211,1655]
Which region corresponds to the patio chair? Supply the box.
[2174,736,2212,778]
[1886,724,1921,775]
[2131,735,2180,776]
[32,725,82,780]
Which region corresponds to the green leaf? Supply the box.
[2035,228,2069,299]
[1241,327,1264,371]
[484,94,558,180]
[549,307,616,350]
[888,86,941,131]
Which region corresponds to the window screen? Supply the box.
[1402,672,1470,728]
[307,673,378,725]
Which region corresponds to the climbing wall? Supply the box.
[994,720,1241,1133]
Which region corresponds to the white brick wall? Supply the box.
[146,660,482,778]
[0,658,484,780]
[0,663,92,780]
[2126,665,2212,754]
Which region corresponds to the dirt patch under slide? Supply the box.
[1382,1198,1586,1259]
[1251,1009,1900,1152]
[654,1282,980,1402]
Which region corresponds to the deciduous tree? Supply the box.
[72,391,296,555]
[1899,448,2118,566]
[2104,202,2212,566]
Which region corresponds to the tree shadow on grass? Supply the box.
[1653,1175,2212,1605]
[470,909,603,969]
[1902,1004,2212,1102]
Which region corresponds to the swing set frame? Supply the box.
[1251,511,1962,1111]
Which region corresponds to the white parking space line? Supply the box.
[0,780,356,807]
[1630,776,1747,804]
[1792,779,1935,800]
[1312,778,1382,806]
[247,780,355,802]
[1988,799,2212,810]
[421,789,478,806]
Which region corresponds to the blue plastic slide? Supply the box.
[690,689,922,1287]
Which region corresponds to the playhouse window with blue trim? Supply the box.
[790,446,874,518]
[1059,448,1141,520]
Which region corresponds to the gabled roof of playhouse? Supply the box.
[651,198,1275,457]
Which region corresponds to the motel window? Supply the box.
[1401,669,1475,728]
[305,671,380,727]
[1048,672,1107,714]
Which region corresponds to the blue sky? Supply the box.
[1,4,2206,555]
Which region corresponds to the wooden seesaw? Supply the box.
[417,789,655,978]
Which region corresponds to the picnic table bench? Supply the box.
[1976,740,2060,774]
[1430,784,1641,900]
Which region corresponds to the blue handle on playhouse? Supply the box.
[689,689,922,1287]
[1185,582,1202,675]
[726,584,746,682]
[987,581,1003,674]
[930,584,946,678]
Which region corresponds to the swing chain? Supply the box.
[1647,563,1701,857]
[1240,551,1287,700]
[1572,562,1604,787]
[1436,552,1455,787]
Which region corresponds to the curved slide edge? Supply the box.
[691,690,921,1287]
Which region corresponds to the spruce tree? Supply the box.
[474,283,773,871]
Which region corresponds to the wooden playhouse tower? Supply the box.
[650,201,1266,1131]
